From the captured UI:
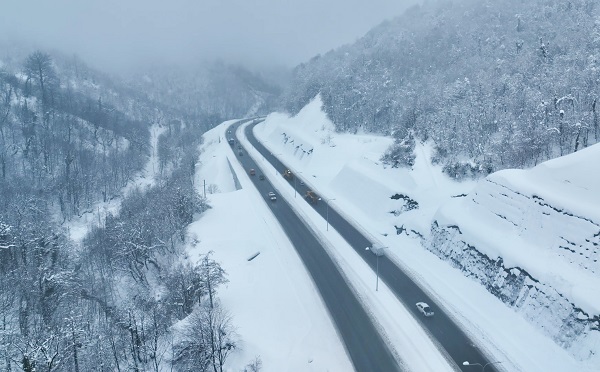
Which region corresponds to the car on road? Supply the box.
[283,169,294,180]
[259,174,265,180]
[268,192,277,201]
[416,302,434,317]
[305,190,319,204]
[238,151,243,156]
[249,169,256,176]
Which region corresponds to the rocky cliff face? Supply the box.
[428,146,600,362]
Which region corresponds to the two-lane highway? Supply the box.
[228,120,403,372]
[242,120,500,372]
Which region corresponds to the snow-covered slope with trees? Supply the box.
[431,145,600,361]
[282,0,600,176]
[0,46,227,371]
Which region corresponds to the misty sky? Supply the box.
[1,0,419,72]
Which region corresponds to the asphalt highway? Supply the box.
[240,120,500,372]
[227,120,402,372]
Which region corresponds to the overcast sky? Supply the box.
[0,0,419,73]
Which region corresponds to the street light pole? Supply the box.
[462,361,502,371]
[376,253,379,291]
[365,246,385,291]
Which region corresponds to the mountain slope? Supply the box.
[0,49,153,221]
[282,0,600,175]
[0,43,247,371]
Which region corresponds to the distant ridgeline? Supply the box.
[282,0,600,177]
[127,62,282,121]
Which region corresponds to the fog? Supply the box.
[0,0,420,73]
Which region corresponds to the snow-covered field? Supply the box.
[187,96,599,371]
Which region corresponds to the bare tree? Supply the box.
[173,302,236,372]
[244,356,263,372]
[23,51,57,112]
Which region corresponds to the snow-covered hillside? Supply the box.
[431,145,600,361]
[250,95,599,371]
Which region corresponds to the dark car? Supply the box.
[238,151,243,156]
[259,174,265,180]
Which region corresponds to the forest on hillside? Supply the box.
[0,49,257,371]
[283,0,600,178]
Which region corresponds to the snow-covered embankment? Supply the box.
[430,145,600,362]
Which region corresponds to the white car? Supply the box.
[416,302,434,317]
[268,192,277,201]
